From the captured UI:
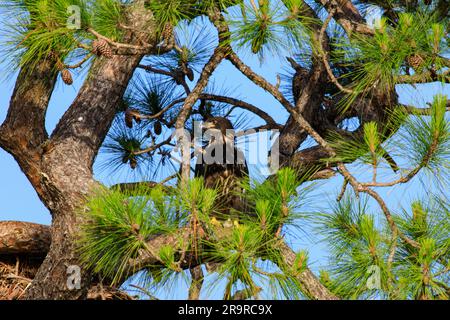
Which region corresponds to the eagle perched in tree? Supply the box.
[195,117,249,219]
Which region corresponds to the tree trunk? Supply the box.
[0,50,146,298]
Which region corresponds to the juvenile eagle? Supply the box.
[194,117,249,219]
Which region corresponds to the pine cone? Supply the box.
[61,69,73,85]
[407,53,425,70]
[125,109,141,128]
[93,39,113,58]
[125,110,134,129]
[185,66,194,82]
[129,158,138,170]
[161,22,174,42]
[55,60,65,71]
[48,51,58,62]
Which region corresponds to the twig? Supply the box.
[138,64,174,77]
[199,94,278,125]
[138,98,185,121]
[133,136,172,156]
[65,53,94,69]
[337,178,349,201]
[87,28,151,52]
[400,104,450,115]
[129,284,159,300]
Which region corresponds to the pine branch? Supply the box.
[110,179,174,193]
[199,94,279,125]
[221,17,412,247]
[401,103,450,115]
[317,7,355,94]
[175,45,228,184]
[396,69,450,84]
[278,242,339,300]
[138,64,174,78]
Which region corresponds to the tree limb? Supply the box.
[0,222,50,257]
[199,94,279,126]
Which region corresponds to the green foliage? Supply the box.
[147,0,196,27]
[320,194,450,299]
[98,118,150,176]
[212,225,263,299]
[78,168,316,299]
[146,19,217,82]
[394,94,449,174]
[0,0,91,71]
[176,177,218,222]
[326,94,449,185]
[78,185,180,285]
[393,197,450,299]
[327,121,391,167]
[226,0,311,59]
[240,167,314,237]
[126,73,183,121]
[147,0,242,28]
[318,195,393,299]
[90,0,124,41]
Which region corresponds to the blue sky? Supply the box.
[0,11,449,299]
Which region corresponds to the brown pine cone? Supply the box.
[125,110,134,129]
[129,158,138,170]
[406,53,425,70]
[154,121,162,136]
[125,109,141,128]
[161,22,174,42]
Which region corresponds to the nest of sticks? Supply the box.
[0,256,133,300]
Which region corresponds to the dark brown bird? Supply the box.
[194,117,249,219]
